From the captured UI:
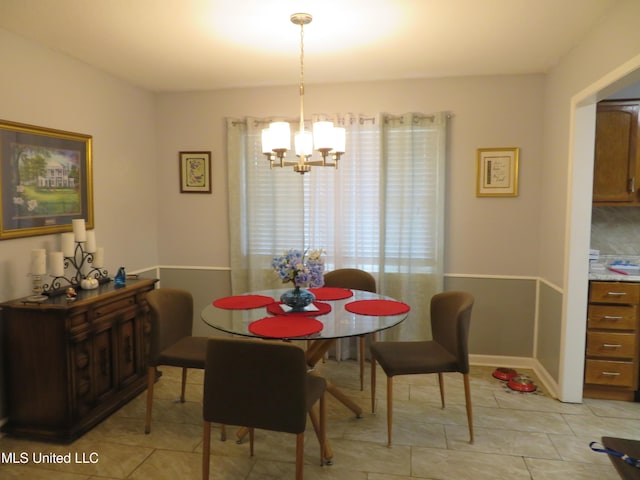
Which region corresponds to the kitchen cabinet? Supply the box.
[584,281,640,400]
[0,278,157,442]
[593,100,640,205]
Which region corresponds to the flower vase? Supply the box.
[280,286,316,312]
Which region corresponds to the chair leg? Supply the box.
[144,366,156,434]
[437,372,445,408]
[370,332,378,412]
[220,424,227,441]
[370,351,377,413]
[359,335,365,391]
[180,367,188,402]
[319,394,326,466]
[463,373,474,443]
[386,376,394,446]
[249,428,255,457]
[202,421,211,480]
[295,432,304,480]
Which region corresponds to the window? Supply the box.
[227,112,447,341]
[232,113,445,273]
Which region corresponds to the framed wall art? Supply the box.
[476,147,520,197]
[179,151,211,193]
[0,119,93,240]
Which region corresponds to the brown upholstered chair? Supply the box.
[370,291,475,446]
[202,337,326,480]
[144,288,208,434]
[323,268,377,390]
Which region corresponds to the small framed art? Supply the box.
[476,147,519,197]
[179,151,211,193]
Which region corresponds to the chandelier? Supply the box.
[261,13,346,174]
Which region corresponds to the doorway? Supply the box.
[564,65,640,402]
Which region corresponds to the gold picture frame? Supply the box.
[476,147,519,197]
[0,119,93,240]
[179,151,211,193]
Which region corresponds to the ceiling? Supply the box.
[0,0,619,93]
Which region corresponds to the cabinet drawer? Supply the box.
[586,332,637,358]
[585,359,635,388]
[588,304,637,330]
[590,282,640,304]
[94,297,136,318]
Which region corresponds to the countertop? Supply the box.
[589,272,640,282]
[589,254,640,282]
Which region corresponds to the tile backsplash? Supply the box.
[591,206,640,255]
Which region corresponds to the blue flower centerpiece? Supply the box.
[272,249,325,311]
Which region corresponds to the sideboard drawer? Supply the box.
[588,304,637,330]
[586,332,636,359]
[585,359,635,388]
[589,282,640,304]
[95,297,136,318]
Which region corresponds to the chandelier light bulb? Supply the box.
[269,121,291,151]
[295,130,313,156]
[313,121,335,150]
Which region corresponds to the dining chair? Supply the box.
[323,268,377,390]
[370,290,475,446]
[144,287,209,435]
[202,337,327,480]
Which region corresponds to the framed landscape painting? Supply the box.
[0,120,93,240]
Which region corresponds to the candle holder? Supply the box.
[27,273,48,302]
[42,241,110,296]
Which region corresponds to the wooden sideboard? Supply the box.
[0,277,158,442]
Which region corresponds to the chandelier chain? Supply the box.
[298,21,305,133]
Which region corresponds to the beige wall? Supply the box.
[0,28,159,301]
[155,75,545,276]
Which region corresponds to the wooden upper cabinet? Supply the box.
[593,100,640,204]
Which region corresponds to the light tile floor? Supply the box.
[0,360,637,479]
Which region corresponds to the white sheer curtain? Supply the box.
[227,112,447,352]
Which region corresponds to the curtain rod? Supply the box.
[231,112,452,127]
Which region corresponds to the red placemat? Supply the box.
[248,316,323,339]
[345,299,411,316]
[213,295,275,310]
[308,287,354,301]
[266,301,332,316]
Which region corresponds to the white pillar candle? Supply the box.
[30,249,46,275]
[61,232,75,257]
[93,247,104,268]
[72,219,86,242]
[50,251,65,277]
[85,230,97,253]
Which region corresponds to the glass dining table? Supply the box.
[201,287,410,461]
